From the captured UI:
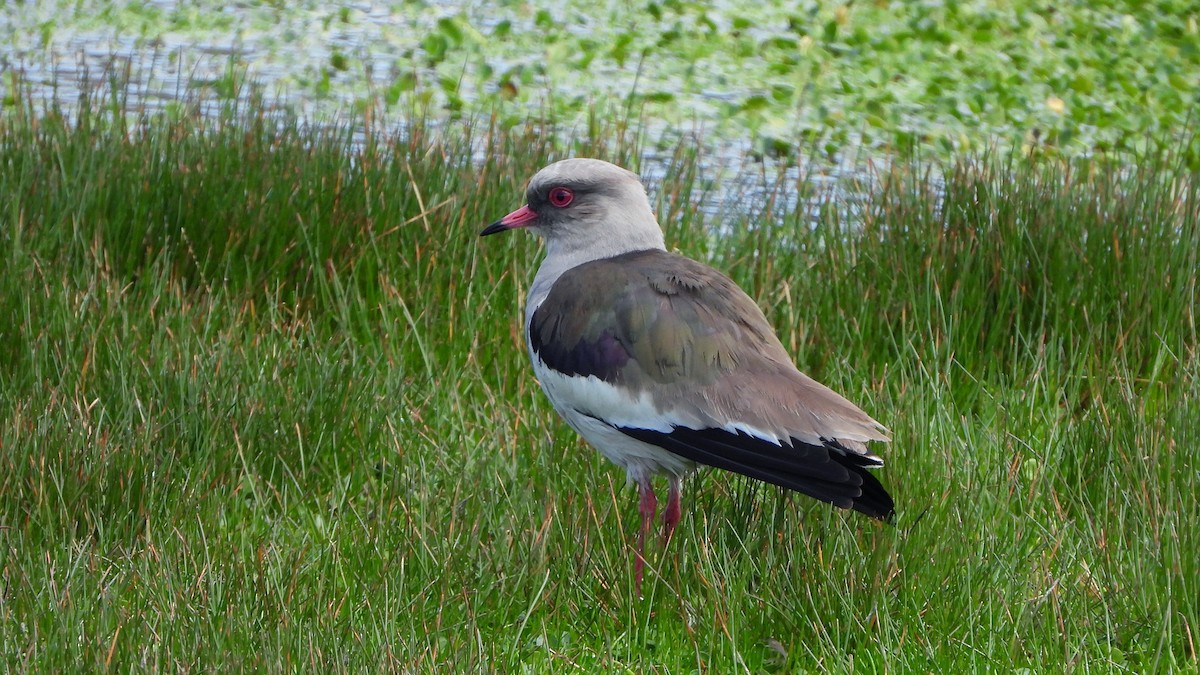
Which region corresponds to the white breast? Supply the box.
[529,353,695,486]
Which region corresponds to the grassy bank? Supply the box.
[1,100,1197,671]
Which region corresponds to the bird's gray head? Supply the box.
[480,159,666,263]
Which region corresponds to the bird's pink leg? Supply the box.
[661,477,682,546]
[635,480,657,594]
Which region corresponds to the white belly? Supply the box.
[530,357,695,486]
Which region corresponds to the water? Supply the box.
[1,0,897,225]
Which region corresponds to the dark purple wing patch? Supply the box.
[529,318,631,382]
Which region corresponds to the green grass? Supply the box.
[1,97,1197,671]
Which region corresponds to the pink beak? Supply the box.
[480,204,538,236]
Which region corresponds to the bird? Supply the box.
[480,158,894,591]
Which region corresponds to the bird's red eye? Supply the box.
[548,187,574,208]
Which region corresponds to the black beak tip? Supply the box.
[479,220,509,237]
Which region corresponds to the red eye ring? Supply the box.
[548,186,574,208]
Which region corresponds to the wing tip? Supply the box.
[848,468,896,522]
[618,424,896,521]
